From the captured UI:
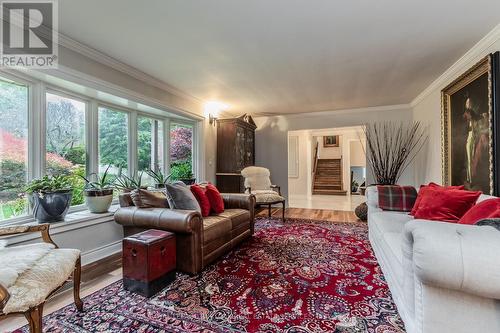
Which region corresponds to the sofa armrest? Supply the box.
[365,185,379,208]
[221,193,255,211]
[114,207,202,234]
[406,220,500,299]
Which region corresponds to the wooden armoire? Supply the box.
[216,114,257,193]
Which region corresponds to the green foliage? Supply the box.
[146,168,171,185]
[0,197,27,219]
[99,108,128,168]
[64,145,86,165]
[138,117,152,171]
[81,164,115,191]
[67,166,85,205]
[25,174,72,194]
[0,159,25,194]
[114,171,144,191]
[170,161,193,181]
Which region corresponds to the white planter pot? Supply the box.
[84,190,113,213]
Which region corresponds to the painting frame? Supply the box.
[441,52,500,195]
[323,135,339,147]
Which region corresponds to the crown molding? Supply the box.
[411,23,500,107]
[57,33,203,106]
[252,103,411,118]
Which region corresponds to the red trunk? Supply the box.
[122,229,176,297]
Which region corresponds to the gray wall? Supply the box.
[254,106,414,201]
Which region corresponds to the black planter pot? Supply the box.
[29,190,73,223]
[180,178,196,185]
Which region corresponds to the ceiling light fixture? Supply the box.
[204,101,229,126]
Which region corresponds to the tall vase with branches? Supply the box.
[363,121,427,185]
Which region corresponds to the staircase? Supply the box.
[312,159,347,195]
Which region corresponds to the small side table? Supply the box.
[122,229,176,297]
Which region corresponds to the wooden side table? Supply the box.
[122,229,176,297]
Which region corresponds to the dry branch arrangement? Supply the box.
[363,121,427,185]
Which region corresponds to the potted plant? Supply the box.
[80,165,115,213]
[25,175,73,223]
[146,169,172,188]
[171,163,196,185]
[114,171,145,192]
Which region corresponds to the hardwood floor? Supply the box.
[256,207,360,222]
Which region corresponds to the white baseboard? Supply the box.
[81,240,122,266]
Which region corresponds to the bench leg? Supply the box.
[282,201,285,221]
[268,204,271,217]
[74,256,83,311]
[24,303,43,333]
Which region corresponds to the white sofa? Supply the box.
[366,186,500,333]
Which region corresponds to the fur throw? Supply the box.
[0,243,55,288]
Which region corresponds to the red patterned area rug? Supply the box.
[15,217,404,333]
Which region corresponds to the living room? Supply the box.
[1,1,500,332]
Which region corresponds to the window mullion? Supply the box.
[87,100,98,176]
[163,118,170,177]
[128,111,138,177]
[30,81,46,178]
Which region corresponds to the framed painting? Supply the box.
[441,52,500,195]
[323,135,339,147]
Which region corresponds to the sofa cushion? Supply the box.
[414,187,481,222]
[377,185,417,212]
[459,198,500,225]
[379,232,404,284]
[165,181,201,212]
[369,211,413,235]
[218,209,250,229]
[252,190,285,204]
[190,184,211,217]
[3,248,80,314]
[130,189,169,208]
[205,184,225,214]
[410,183,465,215]
[203,215,232,244]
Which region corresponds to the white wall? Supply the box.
[317,136,342,159]
[288,131,312,196]
[412,25,500,186]
[255,105,413,201]
[350,141,366,167]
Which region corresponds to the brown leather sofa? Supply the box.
[114,192,256,274]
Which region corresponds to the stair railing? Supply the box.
[312,142,319,193]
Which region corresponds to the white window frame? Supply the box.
[0,70,200,226]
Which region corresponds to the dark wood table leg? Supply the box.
[268,204,271,217]
[282,201,285,221]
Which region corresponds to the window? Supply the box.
[98,106,128,176]
[138,116,164,185]
[45,92,86,206]
[170,123,193,181]
[0,77,29,221]
[0,70,199,223]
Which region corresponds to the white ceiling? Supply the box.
[58,0,500,116]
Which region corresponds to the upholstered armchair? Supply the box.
[0,224,83,333]
[241,166,285,220]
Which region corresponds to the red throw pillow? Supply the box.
[458,198,500,225]
[414,187,481,222]
[190,184,211,217]
[205,184,224,214]
[410,183,466,216]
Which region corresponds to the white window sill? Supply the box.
[1,204,120,245]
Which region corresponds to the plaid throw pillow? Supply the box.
[377,185,417,212]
